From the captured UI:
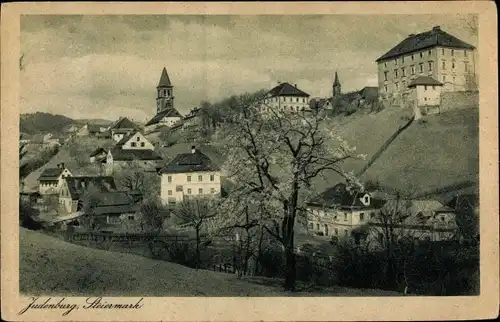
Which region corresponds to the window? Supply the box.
[443,75,446,82]
[394,69,398,78]
[344,213,348,221]
[384,71,388,81]
[164,90,167,96]
[210,188,215,194]
[198,188,203,194]
[442,61,446,69]
[360,213,365,221]
[402,80,406,87]
[420,52,423,58]
[424,97,427,101]
[137,136,140,141]
[290,106,293,111]
[395,82,399,91]
[334,228,339,235]
[168,190,172,196]
[384,62,387,68]
[411,65,415,74]
[411,54,414,60]
[187,188,192,194]
[131,142,136,147]
[428,49,432,55]
[128,215,134,220]
[452,62,455,69]
[442,48,445,55]
[344,229,348,236]
[167,176,172,183]
[402,67,406,77]
[464,63,468,72]
[451,49,454,56]
[395,58,398,65]
[198,175,203,182]
[140,142,145,147]
[402,56,404,63]
[464,50,467,57]
[187,175,191,182]
[432,85,435,90]
[316,223,320,230]
[309,222,313,229]
[210,174,214,181]
[384,85,387,93]
[428,61,433,71]
[424,85,428,91]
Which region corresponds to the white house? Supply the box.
[105,131,163,175]
[306,183,385,241]
[38,163,72,195]
[109,117,141,143]
[158,146,221,206]
[259,82,311,116]
[408,76,444,118]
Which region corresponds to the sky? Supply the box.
[20,14,477,122]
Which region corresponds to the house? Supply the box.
[59,176,117,214]
[306,183,386,240]
[158,146,221,206]
[76,124,105,137]
[259,82,311,115]
[109,117,141,142]
[145,67,183,132]
[89,147,108,163]
[37,163,72,195]
[408,76,444,118]
[105,131,163,175]
[376,25,477,104]
[366,199,458,248]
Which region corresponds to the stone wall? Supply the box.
[440,90,479,112]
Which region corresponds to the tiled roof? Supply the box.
[376,26,475,62]
[87,191,138,215]
[408,76,443,87]
[268,82,310,97]
[159,149,220,174]
[110,147,163,161]
[145,108,183,126]
[308,183,386,209]
[157,67,173,87]
[115,131,137,147]
[38,167,65,181]
[89,147,107,157]
[110,117,140,130]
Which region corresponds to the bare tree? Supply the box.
[172,196,221,269]
[215,93,363,291]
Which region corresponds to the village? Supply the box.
[19,25,480,295]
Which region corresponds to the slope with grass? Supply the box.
[20,228,399,296]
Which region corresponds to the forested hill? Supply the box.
[20,112,113,135]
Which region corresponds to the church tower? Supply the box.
[332,71,342,97]
[156,67,174,114]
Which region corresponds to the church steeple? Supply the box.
[156,67,174,114]
[333,71,341,97]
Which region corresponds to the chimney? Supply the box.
[191,145,196,154]
[60,162,65,169]
[433,26,441,31]
[56,163,61,169]
[294,84,297,88]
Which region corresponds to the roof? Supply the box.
[308,183,386,209]
[89,147,107,157]
[96,130,111,138]
[408,76,443,87]
[376,26,476,62]
[89,191,138,215]
[157,67,173,87]
[87,124,102,133]
[159,149,220,174]
[183,108,202,120]
[64,176,117,200]
[267,82,310,98]
[359,87,379,99]
[333,72,340,86]
[145,108,182,126]
[110,117,140,130]
[38,167,65,181]
[110,147,163,161]
[115,131,137,146]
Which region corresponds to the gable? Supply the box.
[120,132,154,150]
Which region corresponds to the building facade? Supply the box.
[109,117,141,143]
[259,82,311,115]
[408,76,444,118]
[376,26,477,105]
[38,163,72,195]
[158,146,221,206]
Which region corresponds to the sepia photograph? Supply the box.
[2,2,498,321]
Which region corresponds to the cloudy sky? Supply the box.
[20,14,477,122]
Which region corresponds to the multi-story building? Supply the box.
[37,163,72,195]
[376,26,476,105]
[158,146,221,206]
[259,82,311,115]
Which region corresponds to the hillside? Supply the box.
[20,228,399,296]
[20,112,114,135]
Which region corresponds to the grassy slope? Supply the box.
[360,107,479,195]
[20,228,399,296]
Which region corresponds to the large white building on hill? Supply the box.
[259,82,311,116]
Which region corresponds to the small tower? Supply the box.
[156,67,174,114]
[332,71,342,97]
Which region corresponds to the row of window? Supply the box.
[314,212,374,222]
[384,62,433,81]
[262,105,306,113]
[166,174,215,183]
[40,182,57,187]
[383,48,469,68]
[167,187,217,195]
[130,142,146,147]
[264,97,307,104]
[309,222,348,237]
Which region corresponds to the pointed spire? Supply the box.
[333,71,340,85]
[157,67,172,87]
